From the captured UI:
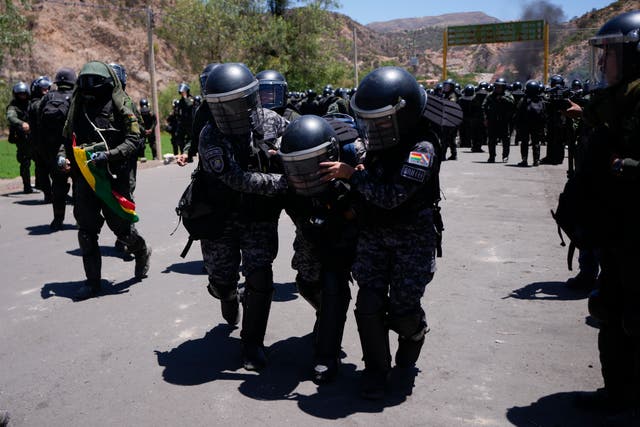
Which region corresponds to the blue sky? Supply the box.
[333,0,615,25]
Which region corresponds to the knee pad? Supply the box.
[207,281,237,301]
[355,288,387,315]
[77,231,99,256]
[388,311,429,342]
[245,267,274,293]
[296,278,322,310]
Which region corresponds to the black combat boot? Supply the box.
[207,282,240,326]
[133,244,152,278]
[355,309,391,399]
[240,269,274,371]
[74,278,101,301]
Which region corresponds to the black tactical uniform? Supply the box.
[28,76,52,198]
[458,84,484,153]
[439,79,459,160]
[139,99,158,160]
[541,74,572,165]
[483,78,515,163]
[175,83,194,155]
[60,61,151,300]
[199,63,288,371]
[515,80,546,166]
[38,68,76,230]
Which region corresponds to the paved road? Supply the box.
[0,151,604,426]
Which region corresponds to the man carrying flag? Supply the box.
[57,61,151,300]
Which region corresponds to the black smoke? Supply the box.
[508,1,566,81]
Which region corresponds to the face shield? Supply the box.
[258,81,286,110]
[278,138,340,196]
[350,97,406,151]
[589,30,638,89]
[206,79,264,136]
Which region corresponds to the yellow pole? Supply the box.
[543,21,549,84]
[443,29,448,81]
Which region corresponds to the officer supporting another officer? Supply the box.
[58,61,151,300]
[279,114,359,384]
[198,63,288,371]
[320,66,441,399]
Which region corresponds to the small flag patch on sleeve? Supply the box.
[407,151,430,167]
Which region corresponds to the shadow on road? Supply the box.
[12,198,48,206]
[66,246,134,261]
[273,282,298,303]
[26,223,75,235]
[506,390,634,426]
[505,281,589,301]
[40,277,139,300]
[162,260,206,275]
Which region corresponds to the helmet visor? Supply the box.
[589,33,629,89]
[258,82,286,110]
[206,80,264,136]
[278,139,339,196]
[350,97,405,151]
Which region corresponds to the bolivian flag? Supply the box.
[72,136,139,223]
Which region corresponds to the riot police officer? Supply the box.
[541,74,572,165]
[59,61,151,300]
[279,114,359,384]
[320,66,441,399]
[175,83,194,154]
[575,10,640,417]
[515,80,546,166]
[439,78,459,160]
[28,76,52,198]
[6,82,33,193]
[458,84,484,153]
[139,98,158,160]
[256,69,300,121]
[483,77,515,163]
[199,63,288,371]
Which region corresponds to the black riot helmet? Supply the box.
[205,62,263,136]
[12,81,29,98]
[571,79,583,91]
[140,98,149,108]
[493,77,507,95]
[525,80,542,97]
[549,74,565,88]
[193,95,202,106]
[178,82,190,95]
[278,115,339,196]
[442,78,455,94]
[477,81,489,93]
[511,81,523,91]
[350,66,426,151]
[462,84,475,98]
[256,69,287,111]
[30,76,52,98]
[199,63,220,94]
[54,67,77,88]
[108,63,127,90]
[589,10,640,89]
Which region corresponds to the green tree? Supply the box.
[0,0,32,68]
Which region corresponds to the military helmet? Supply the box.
[54,67,77,87]
[172,99,179,107]
[589,10,640,88]
[462,84,475,98]
[30,76,52,98]
[511,81,523,91]
[442,78,456,93]
[140,98,149,107]
[494,77,507,87]
[278,115,340,196]
[178,82,191,94]
[256,69,287,111]
[108,63,127,88]
[477,81,489,92]
[77,61,114,93]
[571,79,583,91]
[350,66,426,151]
[525,79,542,97]
[323,84,333,96]
[12,81,29,97]
[199,63,220,94]
[549,74,565,87]
[205,62,263,136]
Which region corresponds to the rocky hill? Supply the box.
[367,11,500,33]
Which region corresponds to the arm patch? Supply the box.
[400,164,427,182]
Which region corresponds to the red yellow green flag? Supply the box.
[72,136,139,223]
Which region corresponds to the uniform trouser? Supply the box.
[291,230,352,363]
[487,124,510,160]
[578,248,600,280]
[545,127,567,164]
[519,127,543,163]
[15,141,31,190]
[170,134,179,155]
[352,222,436,370]
[441,127,457,158]
[201,220,279,346]
[596,247,640,405]
[174,128,191,155]
[33,147,50,195]
[73,173,146,284]
[51,168,72,222]
[145,135,157,159]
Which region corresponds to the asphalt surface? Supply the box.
[0,150,607,426]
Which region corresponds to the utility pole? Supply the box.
[353,25,358,87]
[147,6,162,160]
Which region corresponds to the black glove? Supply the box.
[90,151,109,165]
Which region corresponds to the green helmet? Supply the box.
[77,61,114,92]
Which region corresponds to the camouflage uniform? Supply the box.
[140,103,158,159]
[175,96,194,154]
[6,98,32,192]
[198,108,288,351]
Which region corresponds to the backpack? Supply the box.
[40,91,70,132]
[173,163,227,257]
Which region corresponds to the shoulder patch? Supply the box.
[401,164,427,183]
[407,151,431,167]
[203,145,225,173]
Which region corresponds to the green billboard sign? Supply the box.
[447,20,544,46]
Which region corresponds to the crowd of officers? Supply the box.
[2,9,639,417]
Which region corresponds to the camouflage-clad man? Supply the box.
[28,76,52,199]
[6,82,33,193]
[320,67,442,400]
[483,77,515,163]
[59,61,151,300]
[139,99,158,160]
[199,63,288,371]
[175,83,194,155]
